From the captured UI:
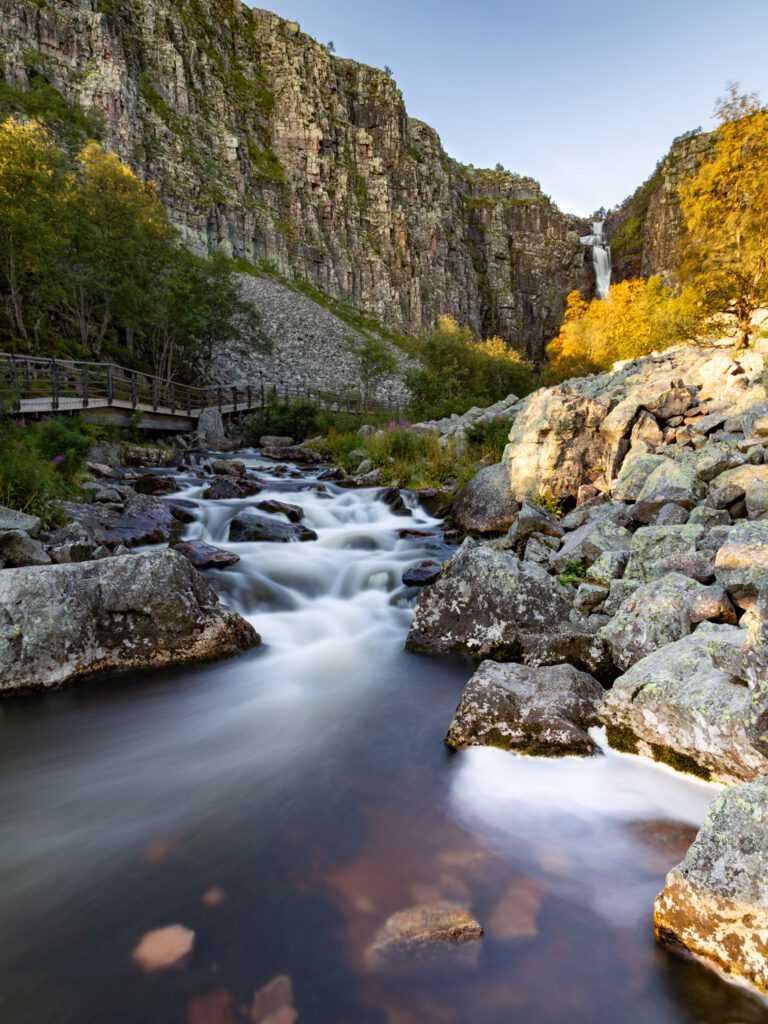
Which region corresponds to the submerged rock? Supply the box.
[450,463,519,533]
[365,902,483,971]
[0,549,259,694]
[445,660,604,756]
[405,541,571,658]
[250,974,296,1024]
[132,924,195,973]
[654,777,768,994]
[599,625,768,784]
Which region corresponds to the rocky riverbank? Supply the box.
[405,334,768,997]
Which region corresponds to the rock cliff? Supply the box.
[0,0,591,361]
[606,130,713,284]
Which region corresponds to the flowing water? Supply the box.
[0,452,766,1024]
[581,219,612,299]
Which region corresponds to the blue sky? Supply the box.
[247,0,768,215]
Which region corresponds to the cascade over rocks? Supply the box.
[0,549,259,694]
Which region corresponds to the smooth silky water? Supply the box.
[0,452,766,1023]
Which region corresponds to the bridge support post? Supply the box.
[107,364,114,406]
[130,370,137,409]
[81,366,89,408]
[51,359,59,412]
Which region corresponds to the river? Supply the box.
[0,451,765,1023]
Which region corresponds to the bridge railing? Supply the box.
[0,353,403,418]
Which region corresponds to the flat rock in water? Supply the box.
[61,494,178,547]
[365,902,483,971]
[259,435,294,449]
[445,660,604,756]
[0,549,259,694]
[654,777,768,994]
[261,445,322,464]
[402,561,440,586]
[203,476,263,500]
[173,540,240,568]
[132,924,195,972]
[229,511,317,543]
[133,474,178,495]
[256,499,304,523]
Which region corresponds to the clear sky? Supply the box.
[247,0,768,216]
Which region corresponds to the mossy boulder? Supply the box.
[446,660,604,756]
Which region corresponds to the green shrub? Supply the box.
[244,395,327,444]
[531,493,565,519]
[464,417,513,460]
[0,414,89,526]
[559,559,588,587]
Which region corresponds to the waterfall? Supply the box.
[580,219,612,299]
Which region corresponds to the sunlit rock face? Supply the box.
[654,777,768,995]
[0,0,590,361]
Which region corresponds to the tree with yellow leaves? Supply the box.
[679,84,768,348]
[0,118,68,345]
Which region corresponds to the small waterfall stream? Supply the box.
[0,451,766,1024]
[581,219,612,299]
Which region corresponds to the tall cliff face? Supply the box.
[0,0,591,360]
[606,131,713,284]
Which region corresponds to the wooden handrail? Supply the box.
[0,352,403,418]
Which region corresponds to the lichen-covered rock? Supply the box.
[632,461,705,523]
[0,550,259,694]
[518,628,615,681]
[505,389,612,501]
[599,625,768,784]
[0,530,51,568]
[450,463,519,534]
[611,455,669,502]
[172,540,240,568]
[0,505,41,537]
[654,777,768,994]
[599,574,702,670]
[446,660,604,755]
[405,541,571,658]
[502,498,563,549]
[624,524,704,581]
[689,584,738,625]
[551,519,631,573]
[714,520,768,600]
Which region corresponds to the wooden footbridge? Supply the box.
[0,352,401,431]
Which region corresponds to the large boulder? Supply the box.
[505,388,611,501]
[624,525,704,581]
[599,625,768,784]
[551,519,631,573]
[0,549,258,694]
[654,778,768,994]
[714,520,768,601]
[450,463,519,533]
[631,461,705,523]
[445,660,604,756]
[611,455,669,502]
[599,574,703,670]
[405,541,571,658]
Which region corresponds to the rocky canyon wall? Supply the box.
[0,0,593,361]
